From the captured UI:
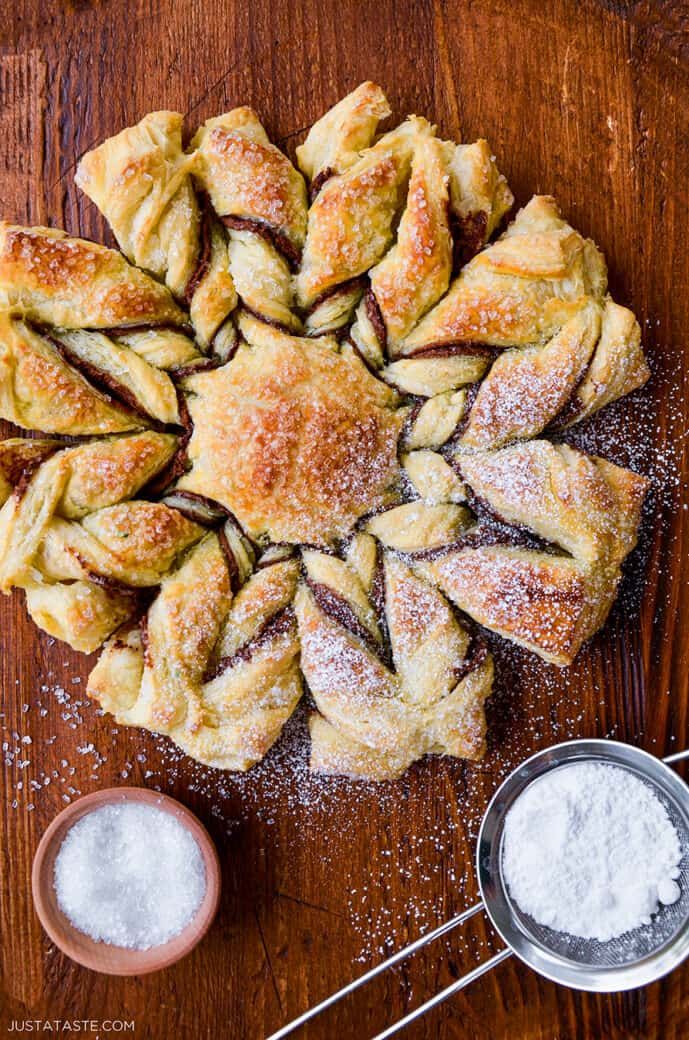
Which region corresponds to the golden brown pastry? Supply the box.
[444,139,514,256]
[350,136,513,365]
[191,108,307,333]
[457,298,649,450]
[87,539,302,770]
[177,312,405,545]
[297,116,434,336]
[296,81,392,190]
[0,222,206,434]
[296,538,492,779]
[398,195,608,354]
[0,438,59,505]
[418,440,649,664]
[0,313,144,435]
[0,222,189,329]
[0,432,192,650]
[76,112,237,350]
[0,83,651,778]
[350,136,453,365]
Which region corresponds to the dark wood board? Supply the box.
[2,1,689,1037]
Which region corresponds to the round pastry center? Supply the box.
[180,336,404,545]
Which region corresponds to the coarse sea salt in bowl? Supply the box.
[32,787,221,975]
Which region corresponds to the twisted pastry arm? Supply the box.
[296,539,492,779]
[88,540,302,770]
[296,85,512,346]
[0,432,195,650]
[413,440,649,664]
[0,313,151,435]
[456,298,649,450]
[444,138,514,265]
[191,107,308,333]
[75,112,201,299]
[398,195,607,355]
[76,111,237,350]
[377,196,648,449]
[350,137,512,366]
[0,222,189,328]
[296,117,433,325]
[296,81,392,192]
[0,223,204,433]
[350,136,453,366]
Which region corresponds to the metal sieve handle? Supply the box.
[371,945,512,1039]
[266,901,495,1039]
[663,748,689,766]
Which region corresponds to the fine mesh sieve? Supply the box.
[477,739,689,993]
[268,739,689,1040]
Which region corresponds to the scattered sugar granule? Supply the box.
[502,762,682,941]
[53,802,207,950]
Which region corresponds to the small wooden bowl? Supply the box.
[32,787,221,975]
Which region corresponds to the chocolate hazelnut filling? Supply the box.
[183,190,213,305]
[369,539,394,669]
[216,511,258,593]
[240,304,298,336]
[364,289,388,354]
[450,210,488,272]
[547,359,593,430]
[217,527,242,595]
[140,389,192,496]
[93,321,195,338]
[161,490,230,526]
[169,357,224,380]
[256,544,297,569]
[10,446,61,501]
[461,484,558,553]
[405,342,500,360]
[205,605,295,681]
[309,166,335,201]
[452,633,489,682]
[402,527,513,561]
[109,622,141,653]
[221,215,302,271]
[306,275,367,316]
[70,552,141,596]
[36,326,166,430]
[399,397,425,447]
[444,382,481,445]
[306,578,385,663]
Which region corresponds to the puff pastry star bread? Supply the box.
[0,83,650,779]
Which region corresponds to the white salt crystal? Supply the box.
[53,802,207,950]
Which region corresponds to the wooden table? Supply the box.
[2,1,689,1037]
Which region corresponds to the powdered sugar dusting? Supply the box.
[503,762,682,940]
[2,89,685,976]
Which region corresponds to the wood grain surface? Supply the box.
[2,1,689,1037]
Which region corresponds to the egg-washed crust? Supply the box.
[177,314,405,545]
[0,82,650,779]
[0,223,189,329]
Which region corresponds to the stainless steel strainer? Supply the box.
[478,739,689,992]
[268,739,689,1040]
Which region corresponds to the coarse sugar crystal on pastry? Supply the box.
[0,82,650,779]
